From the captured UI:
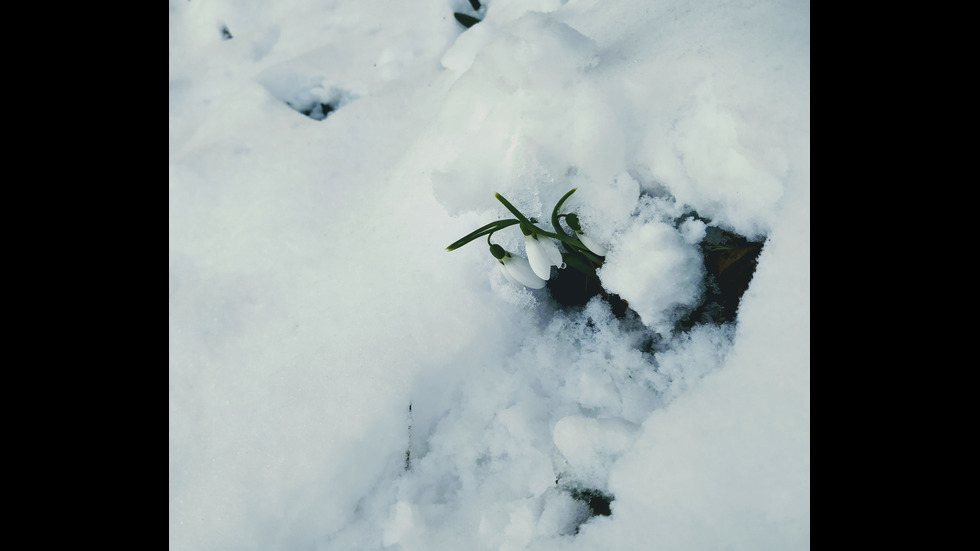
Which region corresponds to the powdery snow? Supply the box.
[170,1,809,549]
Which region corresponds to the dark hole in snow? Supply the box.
[546,262,630,318]
[284,99,342,121]
[565,488,614,534]
[453,0,484,29]
[547,210,763,334]
[300,102,335,121]
[256,68,355,121]
[454,13,481,28]
[570,488,613,517]
[404,402,413,471]
[453,0,486,29]
[675,218,765,331]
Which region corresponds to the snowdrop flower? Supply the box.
[521,223,564,280]
[565,214,607,256]
[490,244,546,289]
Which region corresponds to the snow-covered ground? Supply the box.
[169,1,809,549]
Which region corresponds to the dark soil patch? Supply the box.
[546,214,764,332]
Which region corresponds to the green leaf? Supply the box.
[561,251,600,280]
[494,193,536,228]
[446,219,519,251]
[575,246,603,264]
[551,188,577,238]
[496,190,601,254]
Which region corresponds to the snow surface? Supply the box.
[170,0,809,549]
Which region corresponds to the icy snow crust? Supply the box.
[170,1,809,550]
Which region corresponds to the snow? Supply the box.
[170,0,809,550]
[598,219,705,333]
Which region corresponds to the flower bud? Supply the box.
[489,244,506,260]
[565,213,582,232]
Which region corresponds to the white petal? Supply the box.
[498,262,522,286]
[540,236,564,267]
[577,232,607,256]
[524,236,554,280]
[503,256,547,289]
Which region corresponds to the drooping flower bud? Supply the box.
[576,233,607,256]
[524,232,564,280]
[564,213,606,256]
[490,245,546,289]
[565,213,582,232]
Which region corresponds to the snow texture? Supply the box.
[170,0,809,549]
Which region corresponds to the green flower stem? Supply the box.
[494,193,580,247]
[550,188,577,238]
[493,193,535,227]
[494,192,604,264]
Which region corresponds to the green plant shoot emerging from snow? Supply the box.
[446,189,608,289]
